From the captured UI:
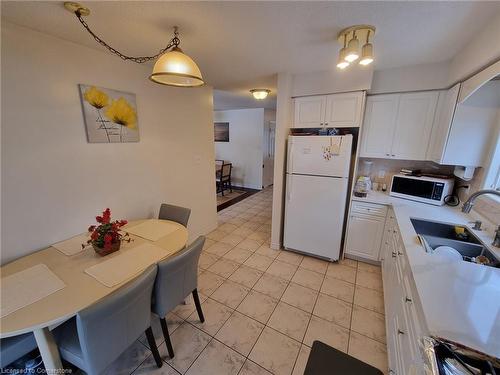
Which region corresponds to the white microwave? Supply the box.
[389,175,454,206]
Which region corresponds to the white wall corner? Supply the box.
[271,72,293,249]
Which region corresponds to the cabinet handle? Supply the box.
[385,153,390,156]
[393,230,397,233]
[392,252,397,258]
[398,251,403,256]
[392,154,396,157]
[398,329,405,335]
[405,297,412,303]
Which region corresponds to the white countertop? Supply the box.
[352,192,500,359]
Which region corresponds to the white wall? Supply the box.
[448,12,500,84]
[370,61,450,94]
[292,68,373,97]
[1,22,218,264]
[214,108,265,189]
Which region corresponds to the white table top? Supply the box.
[0,219,188,338]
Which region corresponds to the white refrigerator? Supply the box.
[284,135,352,261]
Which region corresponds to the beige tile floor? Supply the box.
[103,187,388,375]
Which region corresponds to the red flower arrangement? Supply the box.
[84,208,132,255]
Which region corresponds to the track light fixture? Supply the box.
[336,25,376,70]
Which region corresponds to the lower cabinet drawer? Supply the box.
[351,201,388,217]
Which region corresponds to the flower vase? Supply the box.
[93,241,121,256]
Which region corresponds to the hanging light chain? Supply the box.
[74,10,178,64]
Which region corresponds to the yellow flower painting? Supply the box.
[105,98,137,129]
[79,84,139,143]
[83,86,109,109]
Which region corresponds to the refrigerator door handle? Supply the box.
[287,141,294,174]
[286,174,292,201]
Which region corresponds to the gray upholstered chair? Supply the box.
[152,236,205,359]
[158,204,191,227]
[53,265,161,375]
[0,333,37,368]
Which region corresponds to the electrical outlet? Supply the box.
[378,169,386,179]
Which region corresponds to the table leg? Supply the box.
[33,327,63,370]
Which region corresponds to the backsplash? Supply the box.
[357,158,454,187]
[357,159,500,224]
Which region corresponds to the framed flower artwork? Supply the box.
[78,84,140,143]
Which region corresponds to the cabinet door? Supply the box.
[360,95,399,158]
[427,84,460,163]
[324,92,365,128]
[293,96,326,128]
[392,92,438,160]
[345,213,385,261]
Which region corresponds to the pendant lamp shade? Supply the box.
[149,47,204,87]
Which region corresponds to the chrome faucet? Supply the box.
[493,226,500,248]
[461,189,500,213]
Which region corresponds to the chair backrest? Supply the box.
[221,163,232,179]
[152,236,205,318]
[158,203,191,227]
[76,265,157,375]
[215,159,224,166]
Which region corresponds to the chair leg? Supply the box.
[145,327,163,368]
[192,288,205,323]
[229,178,233,193]
[160,317,175,359]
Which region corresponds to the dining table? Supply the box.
[0,219,188,371]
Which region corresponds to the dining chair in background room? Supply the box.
[158,204,191,228]
[152,236,205,359]
[53,265,162,375]
[0,333,37,368]
[216,163,232,196]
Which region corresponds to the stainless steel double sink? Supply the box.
[411,218,499,268]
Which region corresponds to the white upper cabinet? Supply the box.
[324,92,365,128]
[293,92,365,128]
[429,81,499,167]
[360,91,438,160]
[293,96,326,128]
[427,84,461,163]
[360,94,399,158]
[392,92,438,160]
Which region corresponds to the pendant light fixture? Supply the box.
[64,2,204,87]
[336,25,376,70]
[250,89,271,100]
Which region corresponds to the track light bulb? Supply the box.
[337,48,349,69]
[345,35,359,62]
[359,43,374,66]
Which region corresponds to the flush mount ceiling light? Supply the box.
[64,2,204,87]
[336,25,376,70]
[250,89,271,100]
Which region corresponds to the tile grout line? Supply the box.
[346,259,360,354]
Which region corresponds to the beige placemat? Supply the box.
[125,220,180,242]
[1,264,66,318]
[84,243,169,287]
[53,234,90,256]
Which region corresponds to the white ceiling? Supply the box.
[3,1,500,110]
